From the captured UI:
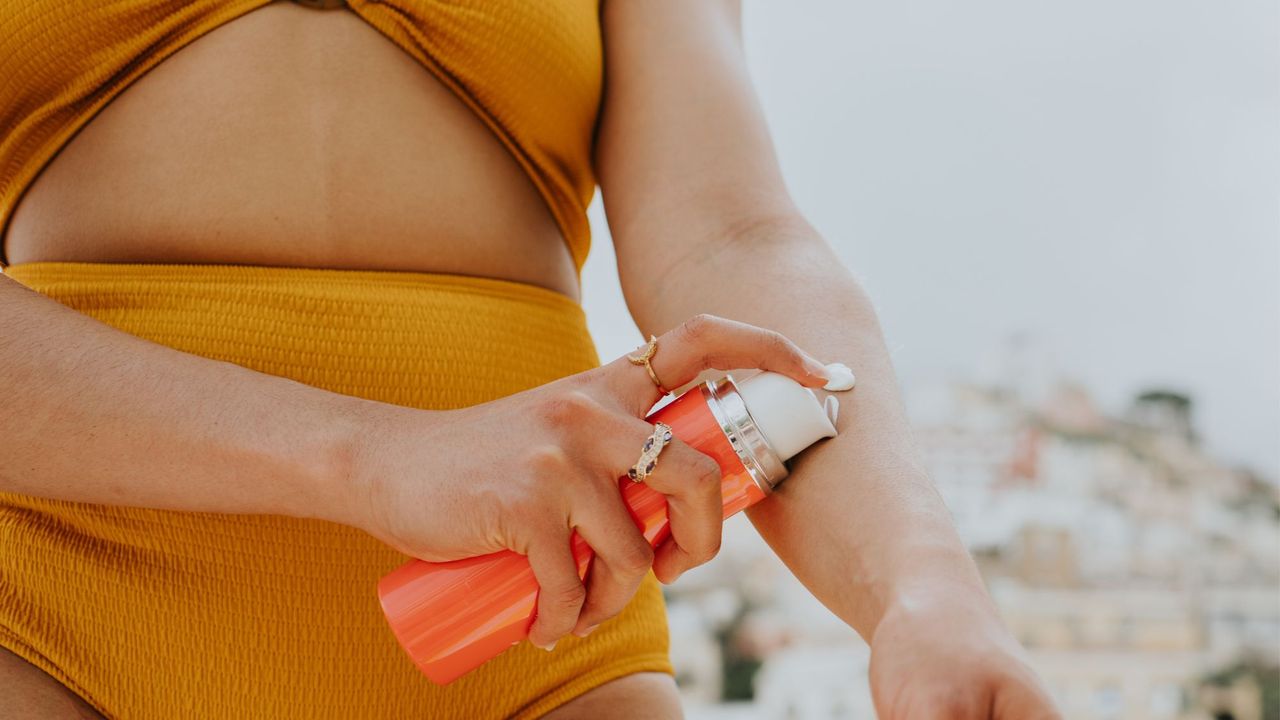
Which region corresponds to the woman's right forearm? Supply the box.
[0,274,372,525]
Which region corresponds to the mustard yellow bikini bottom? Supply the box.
[0,261,673,719]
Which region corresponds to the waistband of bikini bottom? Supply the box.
[3,261,600,407]
[2,261,585,317]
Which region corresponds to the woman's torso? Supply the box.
[3,0,583,301]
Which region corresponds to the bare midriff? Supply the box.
[3,1,582,302]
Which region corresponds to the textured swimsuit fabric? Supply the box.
[0,0,602,271]
[0,261,673,719]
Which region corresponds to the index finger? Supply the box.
[604,314,829,416]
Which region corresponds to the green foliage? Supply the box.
[1202,657,1280,720]
[715,601,764,702]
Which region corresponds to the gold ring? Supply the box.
[627,334,670,394]
[627,422,674,483]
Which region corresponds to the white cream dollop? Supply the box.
[822,362,856,391]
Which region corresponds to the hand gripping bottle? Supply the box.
[377,370,843,684]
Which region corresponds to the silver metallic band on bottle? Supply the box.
[701,375,788,495]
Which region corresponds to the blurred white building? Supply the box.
[669,378,1280,720]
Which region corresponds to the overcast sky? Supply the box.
[581,0,1279,478]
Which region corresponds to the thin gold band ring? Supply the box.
[627,334,669,394]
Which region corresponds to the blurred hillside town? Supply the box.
[668,372,1280,720]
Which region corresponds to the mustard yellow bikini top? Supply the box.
[0,0,603,272]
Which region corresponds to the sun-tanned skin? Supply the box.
[5,2,578,298]
[2,0,1060,717]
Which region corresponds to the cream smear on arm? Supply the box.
[822,362,856,391]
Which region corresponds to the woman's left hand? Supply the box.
[868,580,1063,719]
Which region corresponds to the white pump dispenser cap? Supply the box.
[735,371,838,462]
[700,371,841,495]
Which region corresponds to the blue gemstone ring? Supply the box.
[628,422,675,483]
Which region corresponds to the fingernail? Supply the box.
[578,624,598,638]
[541,640,557,652]
[804,358,829,380]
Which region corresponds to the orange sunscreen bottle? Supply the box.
[377,370,843,684]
